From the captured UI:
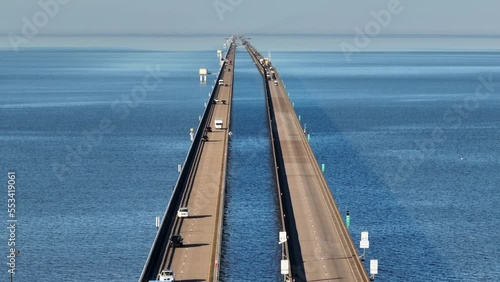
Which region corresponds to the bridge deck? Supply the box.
[246,43,369,281]
[155,46,235,282]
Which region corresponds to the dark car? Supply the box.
[170,235,183,247]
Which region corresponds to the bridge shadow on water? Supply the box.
[281,67,461,281]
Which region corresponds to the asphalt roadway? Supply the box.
[247,43,370,282]
[157,46,235,282]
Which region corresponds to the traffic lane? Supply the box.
[269,79,362,281]
[169,100,229,279]
[282,145,356,280]
[167,53,234,280]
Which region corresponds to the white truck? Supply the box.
[218,79,224,86]
[177,207,189,218]
[157,269,175,281]
[214,119,223,129]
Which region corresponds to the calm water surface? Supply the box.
[1,48,499,281]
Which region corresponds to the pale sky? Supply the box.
[1,0,500,35]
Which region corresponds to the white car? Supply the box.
[159,269,175,281]
[177,207,189,218]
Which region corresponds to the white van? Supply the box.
[159,269,175,281]
[177,207,189,218]
[218,79,224,86]
[214,119,223,129]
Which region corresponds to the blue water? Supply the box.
[220,48,281,281]
[273,51,500,281]
[1,47,500,282]
[0,49,220,281]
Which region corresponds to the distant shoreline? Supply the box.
[1,34,500,52]
[1,33,500,37]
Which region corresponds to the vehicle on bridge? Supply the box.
[214,119,223,129]
[169,235,184,247]
[274,80,279,86]
[157,269,175,281]
[218,79,224,86]
[177,207,189,218]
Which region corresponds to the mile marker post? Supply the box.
[359,231,369,261]
[279,231,289,282]
[370,259,378,280]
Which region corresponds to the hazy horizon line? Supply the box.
[3,33,500,38]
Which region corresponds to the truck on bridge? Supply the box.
[214,118,223,129]
[148,269,175,281]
